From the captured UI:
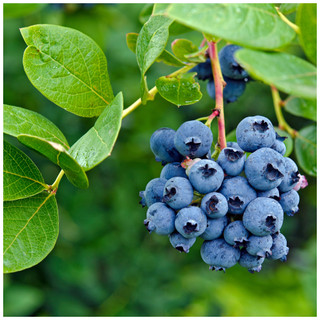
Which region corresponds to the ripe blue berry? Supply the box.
[144,178,167,207]
[271,133,287,155]
[236,115,276,152]
[191,58,212,80]
[188,159,224,194]
[219,176,257,214]
[257,188,280,201]
[246,235,273,258]
[160,162,187,180]
[144,202,176,235]
[278,157,300,193]
[200,238,241,271]
[175,207,207,239]
[169,231,196,253]
[174,120,213,158]
[163,177,193,210]
[223,220,250,247]
[279,189,300,216]
[227,141,244,152]
[245,147,285,191]
[219,45,249,80]
[150,128,182,163]
[139,191,147,207]
[200,192,228,219]
[243,197,284,236]
[238,250,265,273]
[217,147,245,176]
[200,215,228,240]
[268,233,289,262]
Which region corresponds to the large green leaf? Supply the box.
[235,49,317,99]
[4,141,47,201]
[17,135,89,189]
[136,15,173,103]
[156,73,202,107]
[69,92,123,171]
[279,3,298,15]
[21,24,113,118]
[295,125,317,176]
[284,97,317,122]
[166,4,295,50]
[296,4,317,65]
[4,104,69,149]
[3,192,59,273]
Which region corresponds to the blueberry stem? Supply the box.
[271,86,297,138]
[122,65,195,119]
[275,7,300,34]
[206,41,227,150]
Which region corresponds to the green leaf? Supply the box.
[156,73,202,107]
[296,4,317,65]
[171,39,204,63]
[4,104,69,149]
[139,3,153,24]
[69,92,123,171]
[4,141,47,201]
[279,3,298,15]
[20,24,113,118]
[274,127,293,157]
[295,125,317,176]
[4,3,47,19]
[17,135,89,189]
[284,97,317,121]
[166,4,295,50]
[235,49,317,99]
[3,192,59,273]
[126,32,138,53]
[136,15,173,103]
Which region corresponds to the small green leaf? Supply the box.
[21,24,113,118]
[17,135,89,189]
[156,73,202,107]
[284,97,317,121]
[136,15,173,103]
[171,39,204,63]
[4,104,69,149]
[296,4,317,65]
[126,32,138,53]
[235,49,317,99]
[166,4,295,50]
[274,127,293,157]
[279,3,298,15]
[295,125,317,176]
[69,92,123,171]
[3,192,59,273]
[4,141,47,201]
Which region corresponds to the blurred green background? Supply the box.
[3,3,316,317]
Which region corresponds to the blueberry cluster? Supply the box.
[192,44,250,103]
[140,116,303,273]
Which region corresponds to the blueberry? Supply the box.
[246,235,273,258]
[174,120,213,158]
[219,45,249,80]
[200,192,228,219]
[223,220,250,247]
[279,189,300,216]
[268,233,289,262]
[207,77,246,103]
[236,116,276,152]
[169,231,196,253]
[139,191,147,207]
[191,58,212,80]
[217,147,245,176]
[200,238,241,271]
[278,157,300,193]
[144,178,167,207]
[257,188,280,201]
[175,207,207,238]
[150,128,182,163]
[163,177,193,210]
[219,176,257,214]
[238,250,265,273]
[245,147,285,191]
[227,141,244,152]
[243,197,284,236]
[188,159,224,194]
[200,215,228,240]
[144,202,176,235]
[160,162,187,180]
[271,133,287,156]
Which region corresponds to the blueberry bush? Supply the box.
[3,2,317,316]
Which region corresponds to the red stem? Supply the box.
[208,41,227,150]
